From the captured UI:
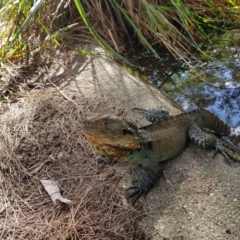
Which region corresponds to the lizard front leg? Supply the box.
[127,161,164,204]
[133,108,170,123]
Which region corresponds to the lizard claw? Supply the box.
[126,167,163,205]
[213,140,232,165]
[127,186,146,205]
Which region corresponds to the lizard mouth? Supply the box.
[82,131,140,161]
[82,131,140,150]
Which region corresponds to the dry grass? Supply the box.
[0,92,142,239]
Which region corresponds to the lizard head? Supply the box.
[82,114,140,161]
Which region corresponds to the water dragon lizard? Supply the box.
[82,108,240,203]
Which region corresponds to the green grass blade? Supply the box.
[3,0,44,57]
[109,0,159,57]
[73,0,135,67]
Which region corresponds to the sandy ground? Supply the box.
[1,45,240,239]
[139,145,240,239]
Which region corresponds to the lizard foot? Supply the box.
[213,140,232,165]
[132,108,169,123]
[127,167,163,204]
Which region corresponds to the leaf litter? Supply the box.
[0,92,143,239]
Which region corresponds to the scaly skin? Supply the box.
[82,109,240,203]
[137,109,232,164]
[82,113,140,162]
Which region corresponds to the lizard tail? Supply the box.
[196,109,231,136]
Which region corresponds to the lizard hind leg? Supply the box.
[132,108,170,123]
[188,124,233,164]
[188,124,217,149]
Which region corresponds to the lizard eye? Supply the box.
[102,120,108,126]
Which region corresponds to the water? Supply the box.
[127,30,240,139]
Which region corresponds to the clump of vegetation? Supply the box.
[77,0,240,59]
[0,0,91,66]
[1,0,240,66]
